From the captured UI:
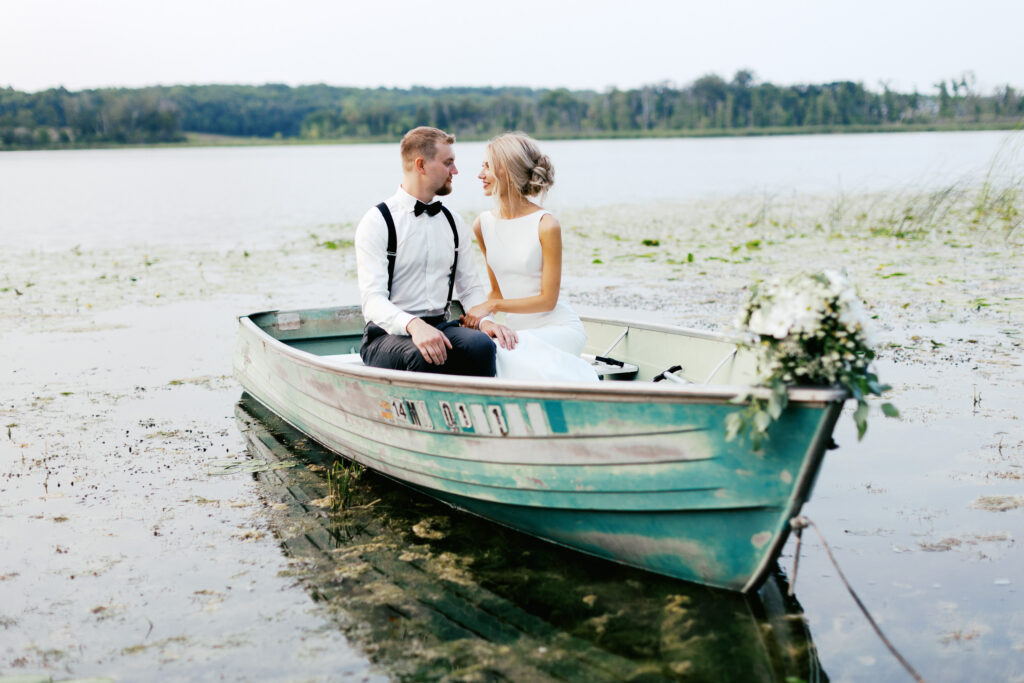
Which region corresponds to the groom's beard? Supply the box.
[434,178,453,196]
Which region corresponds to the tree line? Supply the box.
[2,71,1022,149]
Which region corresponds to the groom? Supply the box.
[354,126,517,376]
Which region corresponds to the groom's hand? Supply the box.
[461,300,497,330]
[407,318,452,365]
[480,321,518,350]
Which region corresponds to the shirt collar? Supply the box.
[394,186,425,215]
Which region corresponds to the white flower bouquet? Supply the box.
[726,270,898,450]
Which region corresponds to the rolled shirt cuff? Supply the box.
[387,312,415,336]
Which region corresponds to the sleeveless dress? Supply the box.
[479,209,599,382]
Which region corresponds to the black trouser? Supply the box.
[360,316,497,377]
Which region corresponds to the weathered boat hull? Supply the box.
[233,306,844,592]
[236,394,830,681]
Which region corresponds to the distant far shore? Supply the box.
[5,77,1022,152]
[3,120,1021,152]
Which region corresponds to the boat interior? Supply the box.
[247,304,758,386]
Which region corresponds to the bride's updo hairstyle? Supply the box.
[487,132,555,210]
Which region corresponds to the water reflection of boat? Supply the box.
[236,395,829,682]
[233,305,845,592]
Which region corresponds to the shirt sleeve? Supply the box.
[451,212,492,314]
[355,206,415,335]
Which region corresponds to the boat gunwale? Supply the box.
[238,313,848,405]
[578,312,748,344]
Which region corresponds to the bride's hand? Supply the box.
[461,300,497,329]
[479,320,518,350]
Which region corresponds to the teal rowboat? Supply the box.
[233,305,845,592]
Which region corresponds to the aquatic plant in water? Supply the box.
[326,458,363,511]
[726,270,898,450]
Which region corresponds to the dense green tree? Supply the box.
[2,75,1021,150]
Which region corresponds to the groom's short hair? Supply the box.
[401,127,455,170]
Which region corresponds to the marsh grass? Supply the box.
[325,458,363,511]
[869,136,1024,242]
[973,142,1024,240]
[309,223,356,251]
[861,173,1021,243]
[555,138,1024,328]
[559,195,1020,341]
[565,135,1024,257]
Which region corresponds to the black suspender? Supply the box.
[375,202,459,318]
[439,205,458,319]
[375,202,398,296]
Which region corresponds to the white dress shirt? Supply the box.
[355,187,489,335]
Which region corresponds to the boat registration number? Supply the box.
[380,398,557,436]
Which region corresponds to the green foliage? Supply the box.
[727,272,898,450]
[726,384,790,452]
[318,239,353,250]
[0,86,184,147]
[326,458,363,511]
[4,71,1023,149]
[881,403,901,418]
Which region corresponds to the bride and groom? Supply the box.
[354,126,597,382]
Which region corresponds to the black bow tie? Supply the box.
[414,200,443,217]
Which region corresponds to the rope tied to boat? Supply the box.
[788,515,927,683]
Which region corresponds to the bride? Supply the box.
[461,133,599,382]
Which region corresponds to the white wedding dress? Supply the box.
[479,209,599,383]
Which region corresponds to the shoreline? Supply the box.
[1,119,1021,153]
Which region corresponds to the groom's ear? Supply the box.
[414,156,426,173]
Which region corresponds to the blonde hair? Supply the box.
[401,126,455,171]
[486,132,555,210]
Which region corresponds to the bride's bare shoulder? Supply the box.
[538,211,561,233]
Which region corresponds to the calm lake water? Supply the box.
[1,130,1021,250]
[2,130,1022,681]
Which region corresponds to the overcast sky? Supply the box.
[5,0,1021,94]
